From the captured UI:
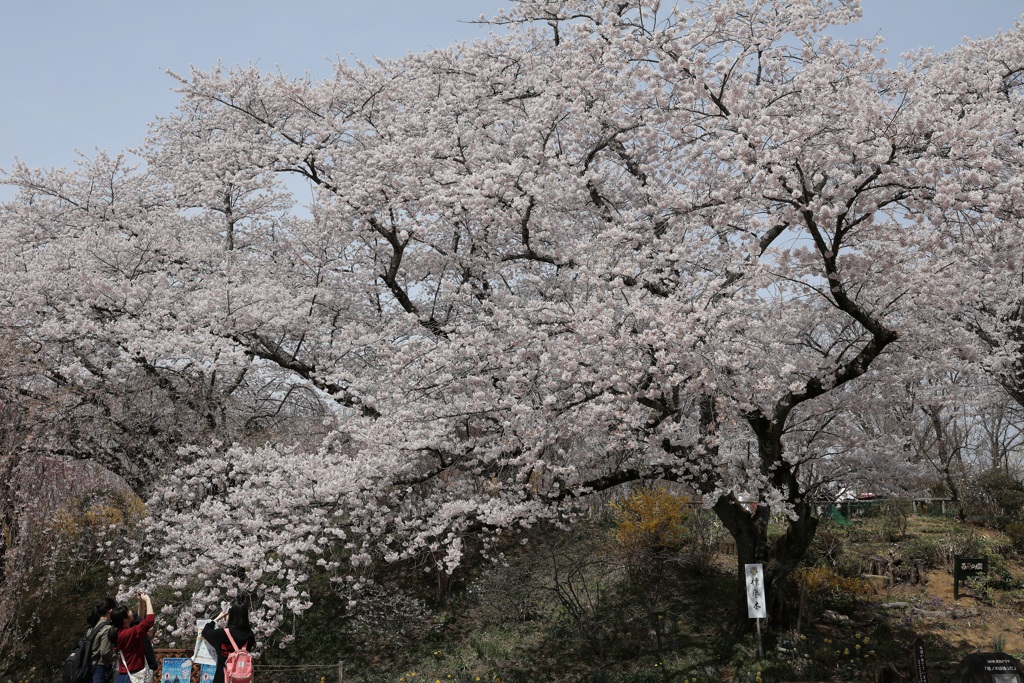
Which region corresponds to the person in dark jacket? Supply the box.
[201,603,256,683]
[87,597,117,683]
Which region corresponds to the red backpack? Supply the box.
[224,629,253,683]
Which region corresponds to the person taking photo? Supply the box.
[109,593,155,683]
[201,603,256,683]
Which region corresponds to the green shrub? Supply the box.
[680,506,725,570]
[964,575,996,605]
[902,536,942,568]
[1005,520,1024,552]
[936,527,987,571]
[879,499,912,541]
[966,469,1024,529]
[732,658,798,683]
[987,552,1020,590]
[804,523,847,567]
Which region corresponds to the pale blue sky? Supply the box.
[0,1,1021,179]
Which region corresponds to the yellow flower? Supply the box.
[844,648,850,656]
[856,644,861,651]
[863,637,870,644]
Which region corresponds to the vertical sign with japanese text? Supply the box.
[913,636,928,683]
[745,563,767,619]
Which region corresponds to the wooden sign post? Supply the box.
[953,556,988,601]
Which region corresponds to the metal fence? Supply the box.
[832,497,954,520]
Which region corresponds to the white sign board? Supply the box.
[744,563,767,619]
[192,619,218,666]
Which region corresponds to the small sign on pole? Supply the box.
[745,563,767,619]
[745,563,766,659]
[913,636,928,683]
[953,556,988,601]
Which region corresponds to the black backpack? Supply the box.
[62,623,104,683]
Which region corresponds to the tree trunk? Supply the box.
[714,495,769,630]
[712,428,821,632]
[765,496,819,626]
[714,494,819,631]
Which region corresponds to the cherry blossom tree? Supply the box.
[891,26,1024,521]
[875,373,1024,522]
[0,152,334,490]
[0,394,141,667]
[927,28,1024,416]
[5,0,1024,637]
[129,0,944,633]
